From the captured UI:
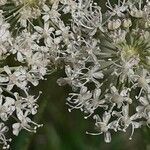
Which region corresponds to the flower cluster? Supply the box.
[0,0,149,149]
[0,0,64,148]
[57,0,150,143]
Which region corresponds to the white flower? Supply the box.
[86,112,118,143]
[0,123,11,149]
[42,4,61,23]
[0,96,15,121]
[106,86,132,108]
[67,86,92,112]
[13,110,42,136]
[0,18,10,43]
[106,0,128,17]
[34,22,55,46]
[3,66,28,90]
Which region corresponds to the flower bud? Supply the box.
[122,19,132,28]
[108,19,121,30]
[130,9,143,18]
[144,20,150,28]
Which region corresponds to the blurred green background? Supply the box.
[8,0,150,150]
